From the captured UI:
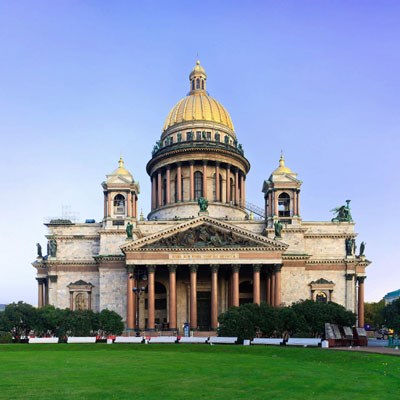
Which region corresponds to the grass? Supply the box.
[0,344,399,399]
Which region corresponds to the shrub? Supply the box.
[0,331,13,343]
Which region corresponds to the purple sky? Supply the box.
[0,1,399,304]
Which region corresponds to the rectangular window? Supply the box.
[207,131,211,139]
[215,133,220,142]
[196,131,202,140]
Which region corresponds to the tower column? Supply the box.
[103,192,107,218]
[203,161,207,199]
[215,163,220,201]
[127,192,132,217]
[253,265,261,305]
[133,194,137,218]
[157,170,162,207]
[190,265,198,329]
[168,265,177,330]
[357,276,366,328]
[190,162,194,201]
[232,265,240,307]
[108,193,112,217]
[177,163,182,202]
[147,266,156,330]
[166,166,171,204]
[211,265,219,330]
[293,190,298,216]
[274,191,278,217]
[297,190,301,216]
[274,264,282,307]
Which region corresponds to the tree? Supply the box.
[364,300,385,329]
[382,298,400,333]
[1,302,36,341]
[218,304,260,341]
[98,309,124,336]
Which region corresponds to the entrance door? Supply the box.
[197,292,211,331]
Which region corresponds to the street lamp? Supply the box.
[130,268,147,334]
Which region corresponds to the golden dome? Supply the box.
[162,61,235,133]
[272,153,292,175]
[163,93,234,132]
[111,157,133,177]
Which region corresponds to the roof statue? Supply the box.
[331,200,353,222]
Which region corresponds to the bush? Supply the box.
[218,300,357,340]
[0,331,13,343]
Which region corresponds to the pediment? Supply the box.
[106,175,133,185]
[121,216,288,252]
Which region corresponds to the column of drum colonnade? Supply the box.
[126,264,283,331]
[149,161,246,209]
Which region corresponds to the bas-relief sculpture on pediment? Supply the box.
[142,224,265,249]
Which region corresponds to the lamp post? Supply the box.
[130,268,147,334]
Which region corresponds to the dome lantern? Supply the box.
[189,60,207,93]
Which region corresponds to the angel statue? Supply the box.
[331,200,353,222]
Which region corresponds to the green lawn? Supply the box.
[0,344,399,399]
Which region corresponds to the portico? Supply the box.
[121,216,287,331]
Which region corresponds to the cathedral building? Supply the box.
[33,61,370,332]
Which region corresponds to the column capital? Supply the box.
[232,264,241,273]
[189,264,198,273]
[210,264,219,273]
[167,264,177,273]
[345,273,354,281]
[147,265,156,274]
[274,264,282,272]
[253,264,262,272]
[357,276,366,284]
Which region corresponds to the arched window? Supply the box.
[278,192,290,217]
[315,292,327,303]
[196,78,200,89]
[194,171,203,200]
[201,80,204,89]
[114,194,125,214]
[191,80,195,91]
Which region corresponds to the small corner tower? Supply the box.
[102,157,140,228]
[262,153,302,227]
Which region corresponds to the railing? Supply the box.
[245,202,265,218]
[151,140,245,158]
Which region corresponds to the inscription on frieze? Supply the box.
[169,253,239,260]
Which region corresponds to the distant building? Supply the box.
[383,289,400,304]
[32,61,371,332]
[0,304,6,312]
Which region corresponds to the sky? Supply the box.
[0,0,399,305]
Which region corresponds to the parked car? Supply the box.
[375,328,394,340]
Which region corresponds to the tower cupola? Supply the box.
[262,154,302,227]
